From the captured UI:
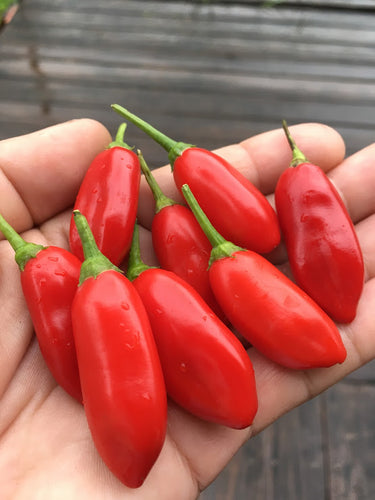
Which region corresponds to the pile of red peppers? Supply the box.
[0,107,364,489]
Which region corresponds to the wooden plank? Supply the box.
[260,0,375,8]
[1,0,375,168]
[25,0,374,11]
[225,0,375,8]
[345,359,375,382]
[200,397,326,499]
[325,382,375,499]
[2,2,373,126]
[11,3,375,47]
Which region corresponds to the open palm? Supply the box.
[1,118,375,500]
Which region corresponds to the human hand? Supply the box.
[0,118,374,499]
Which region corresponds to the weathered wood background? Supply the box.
[1,1,375,499]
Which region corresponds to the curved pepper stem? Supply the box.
[137,150,178,213]
[73,210,121,285]
[111,104,194,168]
[181,184,244,266]
[0,214,45,271]
[282,120,309,167]
[107,122,133,150]
[126,223,157,282]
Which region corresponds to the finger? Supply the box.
[227,122,345,194]
[0,220,56,395]
[137,123,346,230]
[167,402,250,491]
[355,214,375,281]
[329,143,375,224]
[37,210,73,250]
[0,240,34,397]
[138,224,158,267]
[0,119,112,233]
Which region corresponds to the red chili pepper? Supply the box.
[274,121,364,324]
[111,105,280,254]
[0,214,82,403]
[126,223,257,428]
[71,211,167,489]
[69,123,140,266]
[181,185,347,370]
[137,150,227,322]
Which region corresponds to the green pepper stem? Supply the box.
[126,223,156,282]
[73,210,121,285]
[0,214,44,271]
[111,104,194,167]
[282,120,308,167]
[181,184,243,266]
[0,214,26,252]
[137,150,177,213]
[107,122,133,150]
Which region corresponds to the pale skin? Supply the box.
[0,118,375,499]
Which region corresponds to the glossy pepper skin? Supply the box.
[172,147,280,253]
[69,123,141,265]
[0,215,82,403]
[275,122,364,324]
[209,250,346,369]
[137,151,226,322]
[72,211,167,489]
[182,185,347,370]
[127,224,258,428]
[111,104,280,254]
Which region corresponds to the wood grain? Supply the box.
[2,0,375,166]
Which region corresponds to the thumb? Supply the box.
[0,119,112,233]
